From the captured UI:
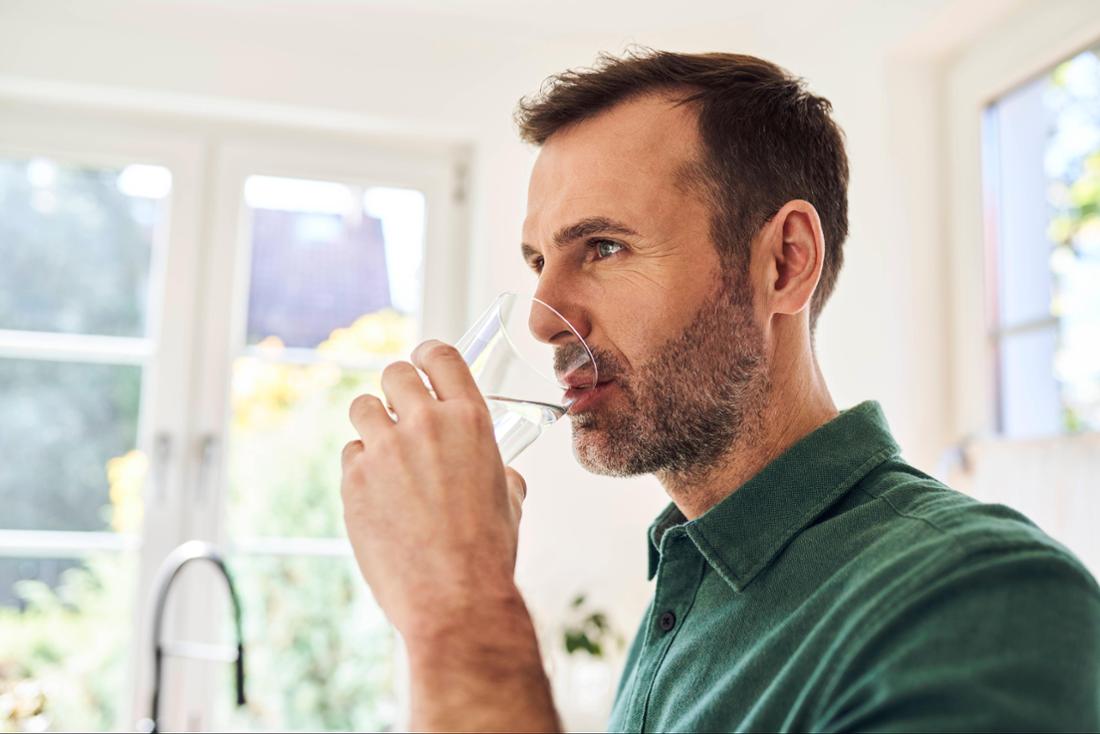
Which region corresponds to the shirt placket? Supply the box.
[622,527,705,732]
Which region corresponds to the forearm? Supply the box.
[405,588,561,733]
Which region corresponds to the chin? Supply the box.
[570,425,638,477]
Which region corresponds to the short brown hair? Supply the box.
[515,48,849,329]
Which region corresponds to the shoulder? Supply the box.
[853,457,1088,572]
[816,461,1100,731]
[796,455,1098,608]
[818,457,1100,639]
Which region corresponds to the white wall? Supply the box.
[0,0,1066,726]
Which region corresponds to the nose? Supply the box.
[528,284,591,347]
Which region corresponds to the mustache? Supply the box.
[554,343,623,383]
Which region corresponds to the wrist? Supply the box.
[402,585,561,732]
[404,582,531,658]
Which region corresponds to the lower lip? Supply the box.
[565,381,615,414]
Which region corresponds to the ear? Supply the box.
[758,200,825,319]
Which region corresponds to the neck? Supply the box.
[657,346,837,520]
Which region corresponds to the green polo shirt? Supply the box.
[607,401,1100,732]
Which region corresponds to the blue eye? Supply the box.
[591,239,624,259]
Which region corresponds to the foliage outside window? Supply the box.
[0,155,159,733]
[1045,48,1100,432]
[0,312,408,732]
[984,44,1100,437]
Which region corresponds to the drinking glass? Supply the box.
[453,292,597,463]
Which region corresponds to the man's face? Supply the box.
[522,93,769,478]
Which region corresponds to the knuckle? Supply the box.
[381,361,411,382]
[423,342,461,362]
[341,439,362,459]
[402,405,434,432]
[507,469,527,500]
[372,427,397,449]
[349,393,378,420]
[373,428,404,456]
[455,399,489,425]
[475,407,495,433]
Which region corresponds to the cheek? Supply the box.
[588,245,721,369]
[595,295,686,372]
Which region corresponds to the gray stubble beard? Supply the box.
[570,273,770,481]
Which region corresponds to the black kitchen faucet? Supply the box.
[138,541,246,733]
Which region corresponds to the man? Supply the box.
[340,50,1100,731]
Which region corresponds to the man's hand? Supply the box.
[340,339,560,732]
[341,339,525,635]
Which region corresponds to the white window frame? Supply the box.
[0,93,468,731]
[176,135,462,731]
[0,104,207,729]
[945,1,1100,442]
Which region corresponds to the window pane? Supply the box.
[0,553,136,731]
[999,327,1062,438]
[220,173,421,731]
[211,554,397,731]
[228,355,403,539]
[986,44,1100,435]
[986,80,1055,329]
[1058,314,1100,430]
[227,357,367,539]
[243,176,425,349]
[0,157,169,338]
[214,174,420,730]
[0,358,143,531]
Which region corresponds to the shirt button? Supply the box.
[658,610,677,632]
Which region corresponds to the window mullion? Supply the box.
[126,134,210,731]
[0,329,151,365]
[991,315,1060,340]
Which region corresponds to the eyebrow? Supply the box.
[521,216,640,263]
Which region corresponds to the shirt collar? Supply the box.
[646,401,900,590]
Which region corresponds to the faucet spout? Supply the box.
[139,541,246,733]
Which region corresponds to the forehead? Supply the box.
[524,93,703,235]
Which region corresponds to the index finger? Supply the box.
[411,340,481,401]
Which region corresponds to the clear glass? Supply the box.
[228,360,388,539]
[0,157,168,337]
[210,554,397,731]
[227,173,425,552]
[0,358,143,531]
[986,80,1055,330]
[985,42,1100,434]
[243,175,426,348]
[0,553,137,731]
[0,154,167,733]
[219,174,425,729]
[998,327,1062,438]
[455,292,596,464]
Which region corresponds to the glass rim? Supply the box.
[497,290,598,390]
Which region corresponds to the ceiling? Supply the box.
[2,0,903,45]
[1,0,1034,62]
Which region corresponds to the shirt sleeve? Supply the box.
[816,544,1100,733]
